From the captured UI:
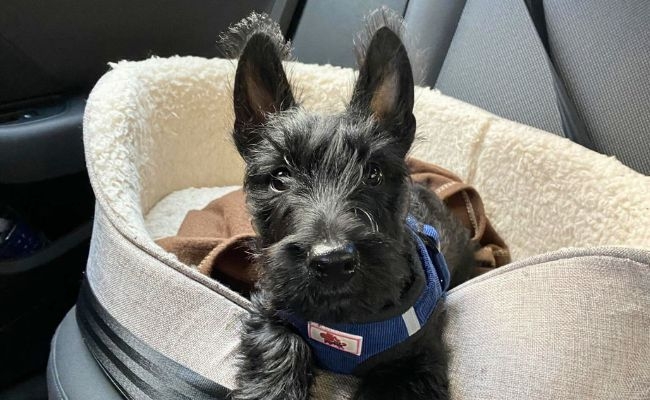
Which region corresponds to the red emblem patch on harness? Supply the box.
[307,322,363,356]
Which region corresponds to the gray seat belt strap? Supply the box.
[524,0,595,150]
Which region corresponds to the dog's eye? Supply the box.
[270,167,291,192]
[364,164,383,186]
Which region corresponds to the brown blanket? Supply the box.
[157,158,510,294]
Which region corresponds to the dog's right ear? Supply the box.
[233,33,295,157]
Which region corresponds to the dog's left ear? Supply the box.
[350,26,415,155]
[233,32,296,157]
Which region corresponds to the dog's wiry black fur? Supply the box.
[228,8,475,400]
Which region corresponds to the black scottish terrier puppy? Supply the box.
[228,10,474,400]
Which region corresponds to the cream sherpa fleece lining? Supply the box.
[85,57,650,262]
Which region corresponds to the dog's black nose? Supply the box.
[308,242,358,284]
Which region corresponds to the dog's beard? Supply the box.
[259,231,412,323]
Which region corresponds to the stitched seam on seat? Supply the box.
[51,325,70,400]
[465,118,491,185]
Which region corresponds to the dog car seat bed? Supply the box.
[70,56,650,399]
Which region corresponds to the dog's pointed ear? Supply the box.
[349,26,415,154]
[233,33,295,156]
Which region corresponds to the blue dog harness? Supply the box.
[284,215,451,374]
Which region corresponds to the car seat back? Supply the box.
[291,0,650,174]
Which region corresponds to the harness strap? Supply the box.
[405,214,450,292]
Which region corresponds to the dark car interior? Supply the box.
[1,1,648,398]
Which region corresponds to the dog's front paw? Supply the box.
[354,349,449,400]
[353,381,448,400]
[232,354,313,400]
[230,383,311,400]
[231,372,313,400]
[234,298,314,400]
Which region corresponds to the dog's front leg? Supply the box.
[353,349,449,400]
[353,305,449,400]
[232,293,314,400]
